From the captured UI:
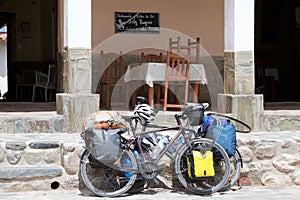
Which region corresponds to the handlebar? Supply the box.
[132,96,210,127]
[174,113,182,125]
[182,103,208,115]
[174,102,209,125]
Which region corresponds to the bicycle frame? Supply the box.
[115,101,209,175]
[122,114,193,169]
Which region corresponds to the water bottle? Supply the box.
[178,137,184,144]
[124,155,133,179]
[124,150,140,179]
[151,135,178,158]
[154,133,163,144]
[151,136,168,159]
[165,135,176,154]
[173,137,184,151]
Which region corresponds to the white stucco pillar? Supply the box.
[57,0,99,132]
[225,0,254,53]
[224,0,255,95]
[220,0,263,131]
[64,0,91,50]
[63,0,92,94]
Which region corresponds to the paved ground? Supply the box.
[0,186,299,200]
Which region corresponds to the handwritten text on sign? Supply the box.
[114,12,160,34]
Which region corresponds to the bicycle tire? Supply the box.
[80,149,138,197]
[190,127,242,190]
[207,112,251,133]
[174,138,231,195]
[221,149,242,191]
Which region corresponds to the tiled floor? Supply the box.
[264,102,300,110]
[0,102,56,112]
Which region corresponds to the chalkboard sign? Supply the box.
[114,12,160,34]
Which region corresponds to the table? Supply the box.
[15,69,36,100]
[265,68,279,81]
[124,62,207,107]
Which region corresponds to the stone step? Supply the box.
[1,106,300,134]
[262,110,300,131]
[0,166,63,180]
[0,133,83,192]
[0,166,67,192]
[0,166,64,192]
[0,112,64,133]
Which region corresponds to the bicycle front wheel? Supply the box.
[174,138,231,195]
[222,149,242,191]
[80,149,138,197]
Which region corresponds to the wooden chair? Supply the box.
[141,52,163,63]
[169,36,200,63]
[133,52,164,106]
[169,37,201,103]
[32,64,56,102]
[163,51,190,111]
[187,37,200,64]
[255,59,276,101]
[16,69,36,100]
[169,37,200,103]
[187,37,201,101]
[98,50,129,109]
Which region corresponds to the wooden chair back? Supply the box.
[163,51,190,111]
[255,59,276,101]
[188,37,200,63]
[166,52,190,81]
[169,36,200,63]
[100,50,123,80]
[99,50,128,109]
[32,64,56,102]
[141,52,163,63]
[255,59,266,78]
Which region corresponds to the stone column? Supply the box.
[56,0,99,132]
[220,0,263,131]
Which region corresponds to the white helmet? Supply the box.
[134,104,157,124]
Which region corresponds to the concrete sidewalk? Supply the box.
[0,186,299,200]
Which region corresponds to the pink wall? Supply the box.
[92,0,224,56]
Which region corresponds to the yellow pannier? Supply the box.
[187,150,215,178]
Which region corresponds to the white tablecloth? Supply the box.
[124,62,207,87]
[265,68,279,81]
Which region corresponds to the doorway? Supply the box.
[0,1,58,103]
[255,0,300,102]
[0,12,15,101]
[0,23,7,99]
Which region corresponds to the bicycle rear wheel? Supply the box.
[80,149,138,197]
[174,138,230,195]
